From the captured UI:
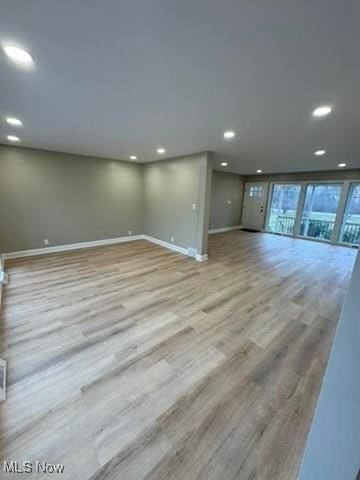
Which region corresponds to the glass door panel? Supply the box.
[340,183,360,245]
[300,184,342,241]
[267,184,301,235]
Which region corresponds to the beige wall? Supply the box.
[0,145,144,252]
[197,153,213,254]
[210,171,244,229]
[0,146,213,257]
[143,152,212,255]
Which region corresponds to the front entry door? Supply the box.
[242,182,268,231]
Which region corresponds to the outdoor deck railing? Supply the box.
[342,222,360,244]
[269,215,360,244]
[300,218,335,240]
[276,215,295,234]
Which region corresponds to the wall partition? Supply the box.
[266,180,360,246]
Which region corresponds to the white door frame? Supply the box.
[242,182,269,231]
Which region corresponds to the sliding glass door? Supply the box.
[267,184,301,234]
[266,181,360,245]
[299,184,342,241]
[340,183,360,245]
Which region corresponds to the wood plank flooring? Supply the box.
[0,231,356,479]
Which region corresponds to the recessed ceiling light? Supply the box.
[221,162,228,167]
[6,117,23,127]
[312,105,332,117]
[130,155,137,160]
[3,45,33,66]
[256,169,263,173]
[315,150,326,156]
[7,135,20,142]
[223,131,235,139]
[157,148,165,154]
[338,163,347,168]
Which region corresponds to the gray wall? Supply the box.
[210,171,244,229]
[143,152,211,255]
[299,249,360,480]
[0,145,144,252]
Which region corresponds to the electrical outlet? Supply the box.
[44,239,50,246]
[192,203,196,211]
[170,236,175,243]
[128,230,132,235]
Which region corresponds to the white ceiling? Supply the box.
[1,0,360,174]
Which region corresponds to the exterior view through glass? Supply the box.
[300,184,342,241]
[340,183,360,245]
[267,184,301,235]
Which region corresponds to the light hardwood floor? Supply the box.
[0,231,356,479]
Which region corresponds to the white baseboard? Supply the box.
[196,253,208,262]
[2,234,208,263]
[143,235,189,257]
[2,235,144,260]
[208,225,242,234]
[143,235,207,262]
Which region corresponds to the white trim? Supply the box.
[2,234,208,262]
[208,225,242,234]
[2,235,145,260]
[143,235,207,261]
[242,182,269,231]
[143,235,189,256]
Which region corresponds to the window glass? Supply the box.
[300,184,342,241]
[267,184,301,235]
[340,183,360,245]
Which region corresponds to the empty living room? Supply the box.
[1,2,360,479]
